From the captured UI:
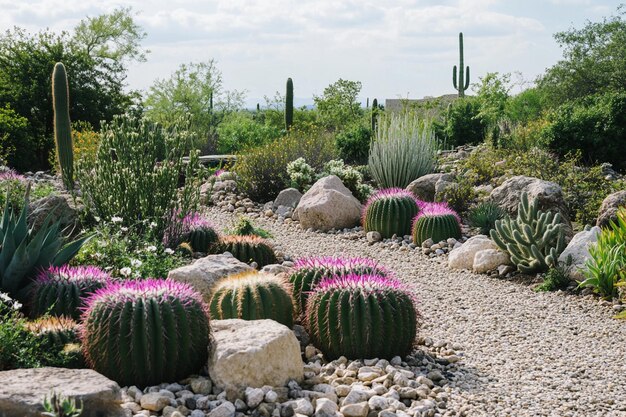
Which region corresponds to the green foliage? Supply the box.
[442,97,486,146]
[452,32,470,97]
[491,192,566,274]
[541,92,626,171]
[227,217,273,239]
[335,124,372,165]
[321,160,372,202]
[313,79,363,130]
[473,72,511,145]
[363,190,419,238]
[216,112,281,154]
[506,88,547,124]
[369,112,438,188]
[434,177,476,214]
[412,212,462,245]
[209,271,294,327]
[0,175,55,213]
[536,263,571,292]
[305,275,419,360]
[235,128,337,202]
[0,105,30,169]
[287,158,316,192]
[285,78,294,130]
[218,235,277,268]
[0,195,91,303]
[42,391,83,417]
[466,202,505,235]
[76,115,203,240]
[52,62,74,189]
[82,279,210,387]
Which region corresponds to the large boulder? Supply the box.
[448,235,499,271]
[0,368,123,417]
[28,194,80,234]
[167,253,253,302]
[273,188,303,210]
[596,190,626,228]
[208,319,303,389]
[473,249,511,274]
[558,227,601,281]
[294,176,362,231]
[405,173,452,202]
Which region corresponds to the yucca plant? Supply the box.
[81,279,210,387]
[306,274,420,360]
[31,265,111,320]
[289,256,393,316]
[368,112,439,188]
[0,192,91,303]
[362,188,421,238]
[412,202,462,245]
[218,235,277,267]
[209,271,294,327]
[466,201,505,235]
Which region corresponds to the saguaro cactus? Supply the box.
[52,62,74,188]
[371,98,378,132]
[285,77,294,130]
[452,32,470,98]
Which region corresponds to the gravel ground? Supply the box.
[208,206,626,417]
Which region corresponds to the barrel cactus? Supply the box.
[289,256,393,316]
[209,271,294,327]
[81,279,210,387]
[218,235,277,267]
[31,265,111,320]
[412,202,462,245]
[306,274,420,360]
[25,316,80,348]
[362,188,421,238]
[164,211,219,253]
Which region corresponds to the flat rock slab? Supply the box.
[0,367,123,417]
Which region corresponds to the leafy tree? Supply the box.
[506,87,546,124]
[0,105,29,167]
[313,79,363,130]
[473,72,512,144]
[442,97,486,147]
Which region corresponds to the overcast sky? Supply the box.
[0,0,621,107]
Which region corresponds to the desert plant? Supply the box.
[25,316,80,349]
[163,211,219,253]
[287,157,316,192]
[536,262,571,292]
[228,217,272,239]
[362,188,421,238]
[452,32,470,98]
[368,112,438,188]
[412,202,462,245]
[30,266,111,320]
[490,192,566,274]
[209,271,294,327]
[289,256,393,316]
[335,124,372,165]
[81,279,210,387]
[305,274,419,360]
[218,235,277,267]
[467,202,505,235]
[285,78,294,130]
[0,194,91,303]
[52,62,74,189]
[42,391,83,417]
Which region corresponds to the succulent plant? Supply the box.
[466,201,505,235]
[209,271,294,327]
[81,279,211,387]
[412,202,462,245]
[285,78,294,131]
[306,274,420,360]
[289,256,393,316]
[25,316,80,349]
[490,192,566,274]
[362,188,421,238]
[452,32,470,98]
[163,211,219,253]
[218,235,277,267]
[31,265,111,320]
[52,62,74,189]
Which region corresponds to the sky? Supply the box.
[0,0,621,107]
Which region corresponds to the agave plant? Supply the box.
[466,201,505,235]
[0,194,91,303]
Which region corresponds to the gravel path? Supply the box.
[208,207,626,417]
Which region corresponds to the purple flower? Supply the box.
[414,202,461,224]
[36,265,111,285]
[0,169,25,182]
[163,211,216,248]
[293,256,394,279]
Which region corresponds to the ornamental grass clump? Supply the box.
[81,279,210,387]
[362,188,421,238]
[209,271,294,327]
[305,274,420,360]
[163,211,219,253]
[31,266,111,320]
[412,202,462,245]
[218,235,277,267]
[466,201,505,235]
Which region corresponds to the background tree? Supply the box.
[313,79,363,130]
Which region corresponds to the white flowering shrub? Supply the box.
[287,157,316,192]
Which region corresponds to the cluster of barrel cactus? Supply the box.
[163,211,219,253]
[412,202,462,245]
[31,265,112,320]
[209,271,294,327]
[218,235,277,267]
[81,279,211,387]
[362,188,422,238]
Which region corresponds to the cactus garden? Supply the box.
[2,4,626,417]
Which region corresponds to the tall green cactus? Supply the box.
[306,274,419,360]
[371,98,378,132]
[52,62,74,189]
[363,188,420,238]
[490,192,566,273]
[452,33,470,98]
[82,279,211,387]
[285,77,294,130]
[209,271,294,327]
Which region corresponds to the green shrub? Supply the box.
[434,176,476,214]
[0,105,32,172]
[217,112,282,154]
[0,171,55,213]
[235,128,337,202]
[335,124,371,164]
[77,115,203,239]
[466,201,505,235]
[536,264,571,292]
[227,217,272,239]
[287,157,316,192]
[442,97,486,146]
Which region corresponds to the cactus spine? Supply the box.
[490,192,566,273]
[363,188,420,238]
[285,77,294,130]
[81,279,210,387]
[411,203,461,245]
[306,274,419,360]
[209,271,294,327]
[26,316,80,348]
[371,98,378,132]
[219,235,277,267]
[452,33,470,98]
[52,62,74,189]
